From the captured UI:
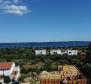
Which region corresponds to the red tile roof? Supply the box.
[0,62,13,70]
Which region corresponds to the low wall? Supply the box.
[40,79,87,84]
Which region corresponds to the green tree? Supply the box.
[86,42,91,63]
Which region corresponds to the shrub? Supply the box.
[4,76,11,83]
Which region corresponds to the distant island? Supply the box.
[0,41,90,48]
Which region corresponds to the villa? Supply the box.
[50,49,62,55]
[0,62,20,83]
[35,49,47,55]
[67,50,78,55]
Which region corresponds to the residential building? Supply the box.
[35,49,47,55]
[67,50,78,55]
[50,49,62,55]
[0,62,20,83]
[0,62,15,76]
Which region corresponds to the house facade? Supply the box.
[50,49,62,55]
[67,50,78,55]
[0,62,20,82]
[0,62,15,76]
[35,49,47,55]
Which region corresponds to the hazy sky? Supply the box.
[0,0,90,42]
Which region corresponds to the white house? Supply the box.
[0,62,15,76]
[0,62,20,81]
[67,50,78,55]
[50,49,62,55]
[61,49,68,55]
[35,49,47,55]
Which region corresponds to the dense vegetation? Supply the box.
[78,43,91,83]
[0,46,90,83]
[0,47,82,72]
[0,46,86,62]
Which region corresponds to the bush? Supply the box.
[19,74,27,82]
[21,67,29,74]
[4,76,11,83]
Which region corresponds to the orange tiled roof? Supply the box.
[0,62,13,70]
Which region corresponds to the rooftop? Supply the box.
[0,62,13,70]
[39,65,86,80]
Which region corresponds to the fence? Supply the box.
[40,79,87,84]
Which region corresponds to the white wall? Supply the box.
[50,49,62,55]
[0,70,10,76]
[4,70,10,76]
[9,63,15,75]
[35,50,47,55]
[0,70,4,75]
[15,66,21,80]
[67,50,78,55]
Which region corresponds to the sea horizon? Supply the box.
[0,41,90,48]
[0,40,90,44]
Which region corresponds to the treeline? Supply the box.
[0,46,86,62]
[0,48,34,61]
[76,43,91,84]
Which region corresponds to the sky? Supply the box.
[0,0,91,43]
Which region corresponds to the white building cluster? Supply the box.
[35,49,78,56]
[35,49,47,55]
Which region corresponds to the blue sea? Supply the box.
[0,41,90,48]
